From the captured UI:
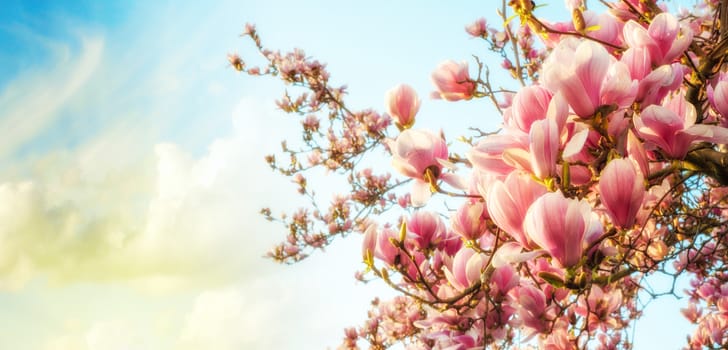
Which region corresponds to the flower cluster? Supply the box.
[234,0,728,348]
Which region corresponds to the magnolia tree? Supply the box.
[230,0,728,348]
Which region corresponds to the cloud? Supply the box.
[0,96,286,291]
[0,35,104,160]
[0,3,293,291]
[177,288,270,349]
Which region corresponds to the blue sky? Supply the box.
[0,1,695,349]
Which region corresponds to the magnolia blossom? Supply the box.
[385,84,420,129]
[512,285,548,333]
[575,285,623,332]
[506,85,552,133]
[622,12,693,66]
[468,133,528,177]
[407,210,446,250]
[443,248,487,291]
[635,94,728,159]
[542,38,636,118]
[487,171,547,248]
[599,158,645,229]
[450,201,488,240]
[465,18,487,37]
[389,129,452,206]
[244,3,728,349]
[524,190,602,267]
[431,60,476,101]
[362,225,399,266]
[707,73,728,125]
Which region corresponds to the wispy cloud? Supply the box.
[0,36,103,160]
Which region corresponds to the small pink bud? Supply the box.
[385,84,420,129]
[465,18,488,37]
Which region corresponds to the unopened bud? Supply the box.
[572,8,586,32]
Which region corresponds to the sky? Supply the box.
[0,1,696,349]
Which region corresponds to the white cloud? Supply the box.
[177,288,265,349]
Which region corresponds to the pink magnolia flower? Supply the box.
[407,210,446,250]
[634,93,728,159]
[707,73,728,125]
[622,12,692,66]
[443,248,487,291]
[465,18,488,37]
[369,226,399,266]
[542,38,636,118]
[362,224,378,261]
[512,285,548,332]
[490,263,519,295]
[523,190,602,267]
[431,60,476,101]
[450,201,488,240]
[468,132,528,177]
[575,285,623,332]
[582,10,623,48]
[599,158,645,229]
[385,84,420,129]
[506,85,553,133]
[620,47,651,80]
[487,171,547,248]
[389,129,454,206]
[632,63,685,106]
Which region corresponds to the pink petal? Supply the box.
[410,180,432,207]
[529,118,560,179]
[599,158,645,228]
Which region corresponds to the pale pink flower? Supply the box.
[581,11,623,48]
[385,84,420,129]
[620,47,651,80]
[632,63,685,106]
[389,129,451,206]
[487,172,547,248]
[407,210,446,250]
[431,60,476,101]
[542,38,636,118]
[450,201,488,240]
[512,285,548,332]
[468,133,528,177]
[443,248,487,291]
[373,227,399,266]
[622,12,692,66]
[635,93,728,159]
[506,85,553,133]
[707,73,728,125]
[599,158,645,229]
[576,285,623,332]
[465,18,488,37]
[524,190,602,267]
[490,263,519,295]
[362,224,378,261]
[491,242,545,268]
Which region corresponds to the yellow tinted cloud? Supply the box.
[0,97,281,291]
